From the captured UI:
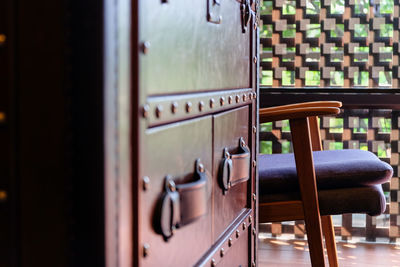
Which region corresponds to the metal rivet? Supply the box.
[142,105,150,118]
[243,94,247,102]
[243,222,247,230]
[199,101,205,111]
[228,238,233,247]
[0,34,6,45]
[186,101,192,113]
[236,230,240,238]
[253,227,256,236]
[171,102,178,114]
[248,93,252,100]
[254,22,258,30]
[249,215,252,223]
[142,176,150,191]
[220,97,225,106]
[235,95,240,103]
[210,98,215,108]
[220,248,225,257]
[198,163,205,173]
[143,243,150,257]
[168,180,176,192]
[253,92,257,99]
[142,41,151,54]
[211,259,216,267]
[228,96,233,104]
[252,193,256,202]
[253,126,257,134]
[0,190,7,202]
[155,105,163,118]
[253,56,257,64]
[252,160,256,167]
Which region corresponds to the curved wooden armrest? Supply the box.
[261,101,342,113]
[260,106,340,123]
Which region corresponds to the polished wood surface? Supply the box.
[259,238,400,267]
[308,116,323,151]
[259,101,342,123]
[322,216,339,267]
[259,201,304,222]
[260,101,342,113]
[260,107,340,123]
[290,118,326,267]
[309,116,339,267]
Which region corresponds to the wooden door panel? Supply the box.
[218,230,249,267]
[139,0,251,95]
[140,116,213,267]
[213,106,251,241]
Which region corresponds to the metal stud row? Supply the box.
[143,92,257,121]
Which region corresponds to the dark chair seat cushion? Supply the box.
[259,149,393,195]
[259,184,386,216]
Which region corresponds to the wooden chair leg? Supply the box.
[290,118,326,267]
[311,115,338,266]
[322,215,338,267]
[303,213,326,266]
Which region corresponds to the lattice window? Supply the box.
[259,0,399,88]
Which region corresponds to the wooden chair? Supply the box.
[258,101,393,266]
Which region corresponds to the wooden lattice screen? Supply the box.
[259,0,399,88]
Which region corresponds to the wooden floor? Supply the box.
[259,238,400,266]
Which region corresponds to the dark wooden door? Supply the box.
[124,0,260,266]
